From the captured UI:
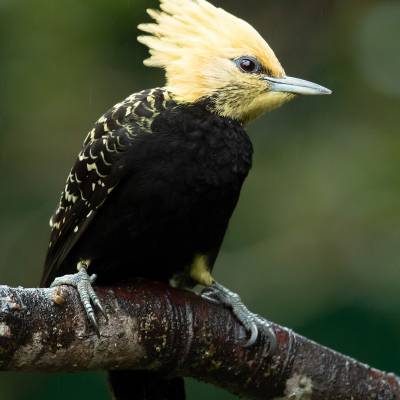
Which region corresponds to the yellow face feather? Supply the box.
[138,0,330,123]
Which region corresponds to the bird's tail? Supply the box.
[108,370,185,400]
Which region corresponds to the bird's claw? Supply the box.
[50,262,107,336]
[201,282,276,349]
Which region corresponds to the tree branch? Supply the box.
[0,281,398,399]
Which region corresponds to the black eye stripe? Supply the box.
[265,68,273,76]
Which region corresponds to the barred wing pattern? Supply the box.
[42,88,173,285]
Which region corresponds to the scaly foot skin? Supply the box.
[201,282,276,350]
[50,261,107,336]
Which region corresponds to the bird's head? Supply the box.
[138,0,331,124]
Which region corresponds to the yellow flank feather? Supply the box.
[189,254,214,287]
[138,0,286,115]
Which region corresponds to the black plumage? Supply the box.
[41,3,330,400]
[42,88,252,288]
[41,88,252,400]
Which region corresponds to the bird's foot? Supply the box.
[50,261,107,336]
[201,282,276,349]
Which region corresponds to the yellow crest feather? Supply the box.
[138,0,285,103]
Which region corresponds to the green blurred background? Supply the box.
[1,0,400,398]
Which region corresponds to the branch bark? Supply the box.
[0,281,398,399]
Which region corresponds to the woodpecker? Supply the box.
[41,0,331,398]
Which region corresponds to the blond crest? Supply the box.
[138,0,285,103]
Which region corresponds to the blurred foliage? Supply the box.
[0,0,399,398]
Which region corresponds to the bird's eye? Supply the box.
[235,56,261,74]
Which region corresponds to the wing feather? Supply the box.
[41,88,171,286]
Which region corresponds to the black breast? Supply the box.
[152,101,252,187]
[69,101,253,284]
